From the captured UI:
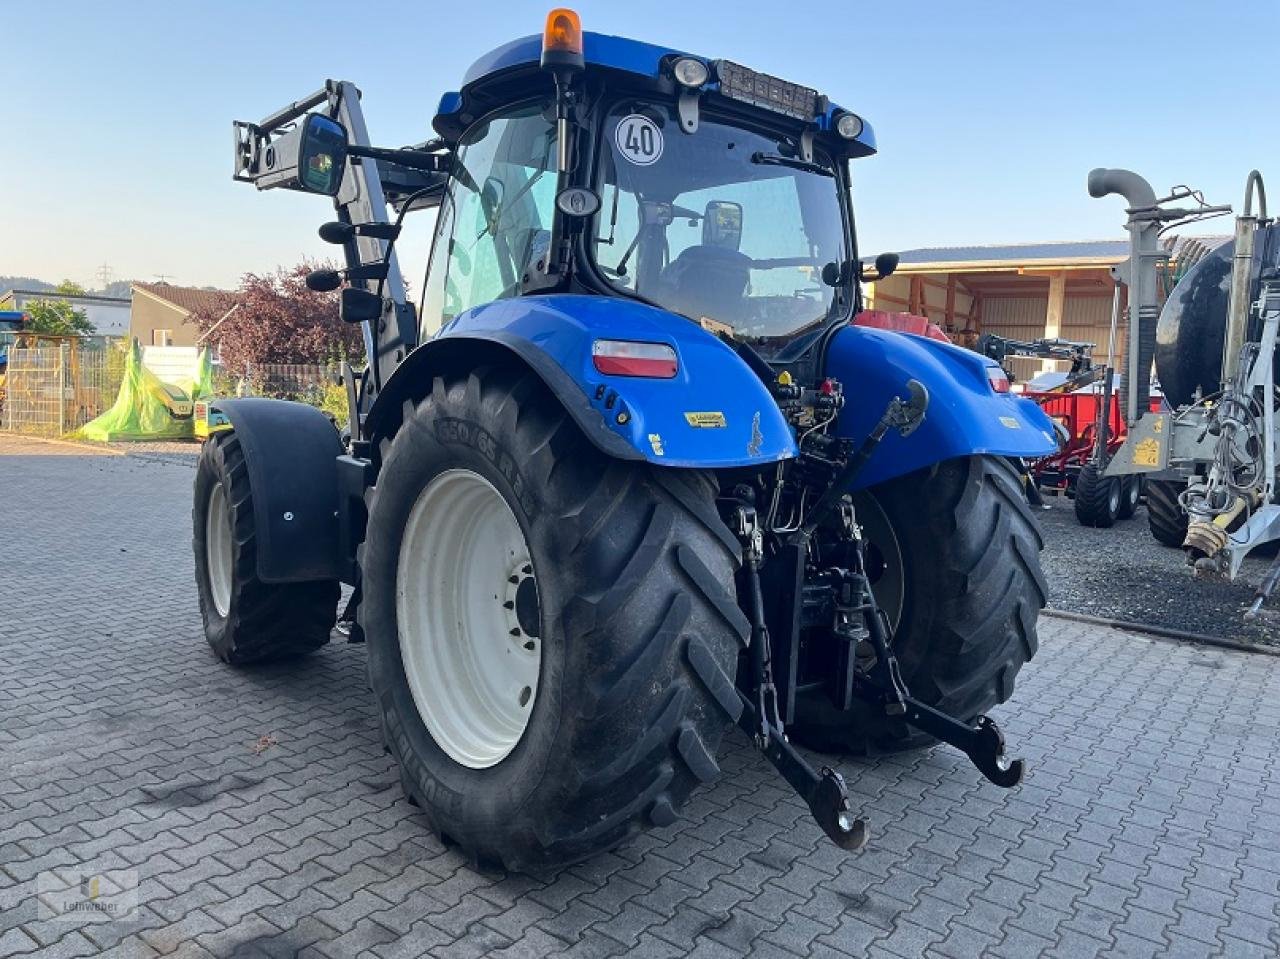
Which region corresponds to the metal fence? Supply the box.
[2,345,118,435]
[233,363,339,402]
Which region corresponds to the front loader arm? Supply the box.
[231,80,438,402]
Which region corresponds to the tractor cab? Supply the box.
[419,21,880,365]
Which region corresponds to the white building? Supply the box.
[0,288,131,337]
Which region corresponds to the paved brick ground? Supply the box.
[3,440,1280,958]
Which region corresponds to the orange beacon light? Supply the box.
[541,8,584,72]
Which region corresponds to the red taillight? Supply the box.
[986,366,1011,393]
[591,340,678,378]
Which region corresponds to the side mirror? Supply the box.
[258,113,349,196]
[298,114,348,195]
[860,252,900,282]
[702,200,743,251]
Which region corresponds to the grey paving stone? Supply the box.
[7,441,1280,959]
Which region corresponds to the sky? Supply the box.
[3,0,1277,292]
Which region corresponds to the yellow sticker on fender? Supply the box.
[684,412,727,428]
[1133,437,1160,467]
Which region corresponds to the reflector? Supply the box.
[592,340,678,378]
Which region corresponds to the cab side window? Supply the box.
[419,103,557,338]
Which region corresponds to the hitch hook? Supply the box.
[740,693,869,851]
[899,699,1025,789]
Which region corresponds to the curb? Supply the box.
[1043,607,1280,658]
[0,432,124,456]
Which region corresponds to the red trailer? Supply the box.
[1023,386,1162,496]
[1024,388,1127,494]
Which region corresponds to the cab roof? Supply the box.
[463,31,681,88]
[435,30,876,155]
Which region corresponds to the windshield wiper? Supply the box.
[750,152,833,178]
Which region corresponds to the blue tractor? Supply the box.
[196,10,1057,869]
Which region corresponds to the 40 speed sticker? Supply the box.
[615,114,663,166]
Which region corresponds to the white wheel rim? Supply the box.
[396,469,541,769]
[206,482,233,617]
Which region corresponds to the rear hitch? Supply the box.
[833,528,1026,790]
[736,692,868,850]
[730,495,866,851]
[854,680,1025,788]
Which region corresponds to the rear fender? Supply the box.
[210,398,345,583]
[367,295,797,469]
[825,326,1058,489]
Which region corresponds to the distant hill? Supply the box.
[0,276,139,298]
[0,276,56,294]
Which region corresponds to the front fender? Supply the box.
[410,295,797,468]
[825,326,1058,489]
[210,398,344,583]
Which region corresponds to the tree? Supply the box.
[22,280,95,336]
[190,262,364,374]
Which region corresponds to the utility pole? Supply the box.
[95,263,114,290]
[154,273,173,284]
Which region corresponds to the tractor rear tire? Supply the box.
[360,367,744,871]
[193,433,339,664]
[1116,475,1142,521]
[1074,462,1121,528]
[1146,478,1188,547]
[790,455,1046,755]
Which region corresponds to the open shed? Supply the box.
[864,237,1226,383]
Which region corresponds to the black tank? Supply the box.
[1156,226,1280,407]
[1154,240,1231,408]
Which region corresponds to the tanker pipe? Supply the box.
[1244,169,1267,219]
[1222,171,1265,385]
[1088,168,1158,210]
[1088,168,1162,425]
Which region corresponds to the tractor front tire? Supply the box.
[790,455,1046,755]
[193,433,339,664]
[1074,462,1121,528]
[360,367,745,871]
[1146,478,1188,547]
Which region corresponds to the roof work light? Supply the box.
[835,112,864,139]
[671,57,710,88]
[541,8,584,72]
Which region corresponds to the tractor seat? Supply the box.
[659,245,752,325]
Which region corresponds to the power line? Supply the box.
[153,273,173,284]
[95,263,114,289]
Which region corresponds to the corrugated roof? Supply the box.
[885,235,1231,268]
[132,282,234,316]
[893,241,1128,266]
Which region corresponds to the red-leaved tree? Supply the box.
[192,263,365,375]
